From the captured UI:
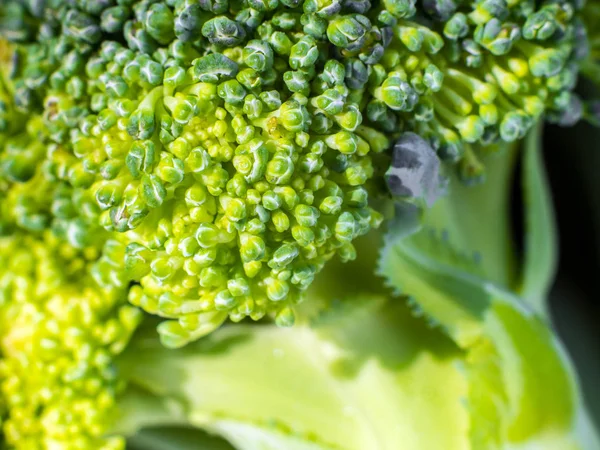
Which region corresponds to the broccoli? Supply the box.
[0,0,599,448]
[0,0,585,345]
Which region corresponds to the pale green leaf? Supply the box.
[377,135,598,449]
[118,295,471,450]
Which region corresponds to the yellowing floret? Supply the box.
[0,233,142,449]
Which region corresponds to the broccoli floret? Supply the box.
[0,232,141,449]
[0,1,597,448]
[0,0,587,347]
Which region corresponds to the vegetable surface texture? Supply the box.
[0,0,599,448]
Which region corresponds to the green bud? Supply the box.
[145,3,175,44]
[313,89,345,115]
[272,11,300,29]
[377,74,418,111]
[200,0,230,14]
[140,174,167,208]
[345,163,369,185]
[240,233,266,262]
[97,109,118,131]
[125,243,151,280]
[423,65,444,92]
[343,0,371,13]
[283,70,312,95]
[266,153,295,185]
[523,9,559,41]
[461,39,484,68]
[243,95,264,119]
[243,40,274,72]
[527,47,567,78]
[228,278,251,296]
[321,60,346,86]
[201,165,230,195]
[301,12,328,39]
[344,58,368,89]
[101,6,131,33]
[218,79,247,105]
[202,16,247,47]
[127,87,163,139]
[289,36,320,70]
[269,31,294,55]
[236,7,266,29]
[335,211,356,242]
[99,74,128,98]
[185,146,212,173]
[164,65,187,90]
[215,290,238,310]
[266,277,290,301]
[234,139,269,182]
[65,9,102,44]
[303,0,341,16]
[325,131,358,154]
[139,59,164,86]
[327,15,370,52]
[195,224,225,248]
[382,0,416,19]
[237,68,262,91]
[299,153,324,174]
[220,195,247,221]
[158,312,227,348]
[259,90,282,111]
[96,182,123,210]
[262,190,282,210]
[156,154,185,186]
[397,26,424,52]
[480,103,498,125]
[269,243,299,269]
[193,54,239,83]
[274,186,300,210]
[185,184,209,207]
[279,100,310,132]
[275,306,295,326]
[338,242,357,262]
[169,40,201,63]
[128,110,156,140]
[455,116,485,143]
[474,19,520,55]
[423,0,457,21]
[272,210,291,232]
[294,204,320,227]
[248,0,279,11]
[291,225,315,246]
[443,13,469,40]
[469,0,509,25]
[319,196,342,215]
[490,64,520,94]
[175,4,204,42]
[500,111,531,141]
[125,20,159,54]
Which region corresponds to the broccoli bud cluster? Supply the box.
[0,0,587,347]
[375,0,587,180]
[0,232,141,449]
[1,0,392,347]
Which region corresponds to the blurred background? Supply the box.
[544,117,600,431]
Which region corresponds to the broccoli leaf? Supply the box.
[118,294,471,450]
[127,426,235,450]
[378,131,599,449]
